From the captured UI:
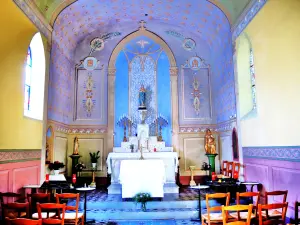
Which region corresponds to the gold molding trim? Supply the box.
[108,24,177,71]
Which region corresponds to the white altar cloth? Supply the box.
[119,160,165,198]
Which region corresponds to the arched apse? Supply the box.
[108,26,177,147]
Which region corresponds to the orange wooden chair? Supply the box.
[231,192,260,221]
[37,203,66,225]
[233,162,241,179]
[5,218,42,225]
[56,193,84,225]
[222,161,228,175]
[262,190,288,219]
[202,192,232,225]
[258,203,288,225]
[222,204,253,225]
[2,202,29,220]
[27,193,53,219]
[226,162,233,178]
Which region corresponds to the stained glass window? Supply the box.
[250,48,257,109]
[24,32,46,120]
[24,47,32,111]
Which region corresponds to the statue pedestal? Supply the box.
[205,154,218,176]
[69,154,81,175]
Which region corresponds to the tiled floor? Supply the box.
[95,219,201,225]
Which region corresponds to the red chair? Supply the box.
[258,203,288,225]
[2,202,29,220]
[27,193,53,219]
[56,193,84,225]
[5,218,42,225]
[37,203,66,225]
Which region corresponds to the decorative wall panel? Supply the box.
[183,138,205,171]
[76,138,104,171]
[220,135,233,161]
[12,166,39,192]
[54,137,68,172]
[74,69,105,123]
[244,155,300,218]
[180,68,212,124]
[0,170,9,192]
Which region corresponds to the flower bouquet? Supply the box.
[48,161,64,175]
[133,192,151,211]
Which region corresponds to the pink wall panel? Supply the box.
[244,158,300,218]
[0,170,9,192]
[0,161,40,193]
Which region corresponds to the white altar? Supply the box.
[119,160,165,198]
[106,152,179,194]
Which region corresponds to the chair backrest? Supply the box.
[2,202,29,219]
[295,201,299,225]
[222,204,253,225]
[206,192,230,224]
[222,161,228,175]
[258,203,288,225]
[27,193,51,215]
[37,203,66,225]
[233,162,241,178]
[5,218,42,225]
[56,193,79,212]
[0,193,24,205]
[236,192,260,217]
[265,190,288,204]
[226,162,233,177]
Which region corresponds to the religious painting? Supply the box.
[232,128,239,160]
[189,56,202,71]
[182,38,196,51]
[83,56,98,71]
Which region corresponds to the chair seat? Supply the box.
[5,211,27,219]
[231,211,256,219]
[261,209,282,217]
[32,212,56,219]
[202,212,233,222]
[61,212,84,220]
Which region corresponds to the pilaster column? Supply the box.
[107,67,116,155]
[170,66,179,153]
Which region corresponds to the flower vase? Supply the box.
[92,163,97,169]
[54,170,59,175]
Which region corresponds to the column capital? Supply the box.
[108,67,116,76]
[169,66,178,77]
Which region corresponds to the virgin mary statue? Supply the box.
[138,85,146,110]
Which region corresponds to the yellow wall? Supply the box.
[238,0,300,146]
[0,0,43,149]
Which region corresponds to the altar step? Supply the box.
[82,199,219,221]
[108,183,179,195]
[87,207,199,221]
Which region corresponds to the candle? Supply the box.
[45,174,49,183]
[72,174,77,184]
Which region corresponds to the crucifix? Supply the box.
[139,20,146,30]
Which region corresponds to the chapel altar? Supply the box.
[107,84,179,195]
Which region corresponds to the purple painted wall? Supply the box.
[243,146,300,219]
[48,41,73,124]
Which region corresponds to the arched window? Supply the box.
[236,33,257,119]
[24,33,45,120]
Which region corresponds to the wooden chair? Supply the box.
[2,202,29,220]
[27,193,53,219]
[37,203,66,225]
[258,203,288,225]
[202,192,231,225]
[226,162,233,178]
[231,192,260,221]
[56,193,84,225]
[262,190,288,218]
[222,161,228,176]
[0,193,24,205]
[233,162,241,179]
[5,218,42,225]
[222,204,253,225]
